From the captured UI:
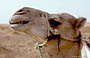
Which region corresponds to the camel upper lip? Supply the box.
[9,15,31,24]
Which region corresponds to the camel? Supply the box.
[9,7,90,58]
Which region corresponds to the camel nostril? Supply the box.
[9,19,14,24]
[9,20,11,24]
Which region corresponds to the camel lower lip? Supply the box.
[10,24,20,27]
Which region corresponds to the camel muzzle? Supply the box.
[9,15,31,25]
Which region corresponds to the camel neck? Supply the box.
[44,38,81,58]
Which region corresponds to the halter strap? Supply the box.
[47,31,82,55]
[62,31,81,42]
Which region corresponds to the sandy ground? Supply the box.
[0,23,90,58]
[80,23,90,37]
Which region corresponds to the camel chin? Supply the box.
[10,24,28,32]
[9,15,32,32]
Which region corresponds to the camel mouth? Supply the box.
[9,15,31,25]
[9,20,29,24]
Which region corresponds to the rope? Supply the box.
[45,13,51,37]
[57,35,61,55]
[35,13,49,58]
[45,13,61,55]
[35,42,43,58]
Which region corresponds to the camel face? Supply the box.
[9,7,49,39]
[49,13,87,40]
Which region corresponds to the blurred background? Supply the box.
[0,0,90,24]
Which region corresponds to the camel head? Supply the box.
[9,7,50,40]
[9,7,87,41]
[49,13,87,40]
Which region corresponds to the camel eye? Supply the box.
[49,19,61,28]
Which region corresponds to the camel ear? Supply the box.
[76,17,87,29]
